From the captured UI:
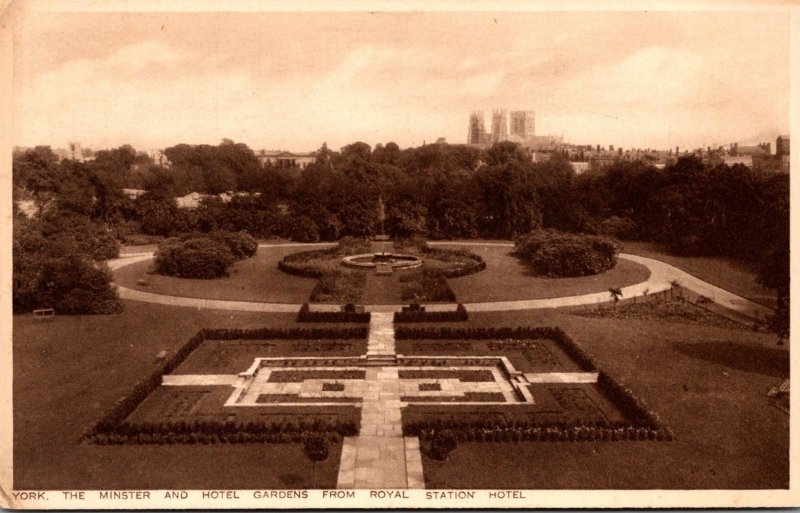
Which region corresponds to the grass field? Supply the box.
[416,309,789,489]
[621,241,776,308]
[447,245,650,302]
[113,246,317,303]
[13,302,342,489]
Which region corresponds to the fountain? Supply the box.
[340,196,423,274]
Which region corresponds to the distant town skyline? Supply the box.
[13,10,789,152]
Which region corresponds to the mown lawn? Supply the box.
[621,241,776,308]
[13,301,342,489]
[447,245,650,302]
[113,246,318,303]
[418,309,789,489]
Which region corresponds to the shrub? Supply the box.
[395,303,468,323]
[290,216,320,242]
[13,221,122,314]
[297,304,370,323]
[428,430,458,460]
[514,229,619,277]
[209,230,258,259]
[153,236,235,279]
[598,216,638,240]
[302,434,330,462]
[40,211,120,261]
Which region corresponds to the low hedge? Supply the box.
[514,229,619,277]
[394,239,486,278]
[204,326,368,340]
[405,420,673,443]
[83,326,367,442]
[394,304,468,323]
[278,237,371,278]
[90,418,358,445]
[296,304,371,323]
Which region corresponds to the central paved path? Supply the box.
[337,313,425,489]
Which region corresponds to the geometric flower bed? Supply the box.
[395,326,674,442]
[84,323,673,446]
[82,327,368,445]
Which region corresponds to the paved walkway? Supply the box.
[367,312,396,357]
[337,316,425,489]
[108,242,772,319]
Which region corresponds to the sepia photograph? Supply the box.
[1,0,797,508]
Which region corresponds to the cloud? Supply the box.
[13,12,789,151]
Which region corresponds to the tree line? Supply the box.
[12,139,789,323]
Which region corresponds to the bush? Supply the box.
[153,236,235,279]
[13,221,122,314]
[40,211,120,261]
[395,303,468,323]
[290,216,320,242]
[297,303,370,323]
[598,216,638,240]
[209,230,258,259]
[428,430,457,460]
[514,229,619,277]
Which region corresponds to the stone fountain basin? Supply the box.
[341,253,423,270]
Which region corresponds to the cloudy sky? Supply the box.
[13,10,790,152]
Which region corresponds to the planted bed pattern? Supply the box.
[84,322,672,488]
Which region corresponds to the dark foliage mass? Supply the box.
[13,219,123,314]
[153,230,257,279]
[12,140,789,325]
[514,229,619,277]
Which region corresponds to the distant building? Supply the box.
[569,161,590,174]
[257,150,316,169]
[776,135,790,156]
[467,109,563,151]
[176,192,208,209]
[528,135,565,152]
[776,135,790,173]
[722,155,754,168]
[729,142,770,157]
[150,149,170,168]
[65,141,95,162]
[490,110,508,144]
[509,110,535,140]
[467,111,489,145]
[122,188,146,200]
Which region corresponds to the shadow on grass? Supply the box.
[674,341,789,378]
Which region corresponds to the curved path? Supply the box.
[108,242,772,318]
